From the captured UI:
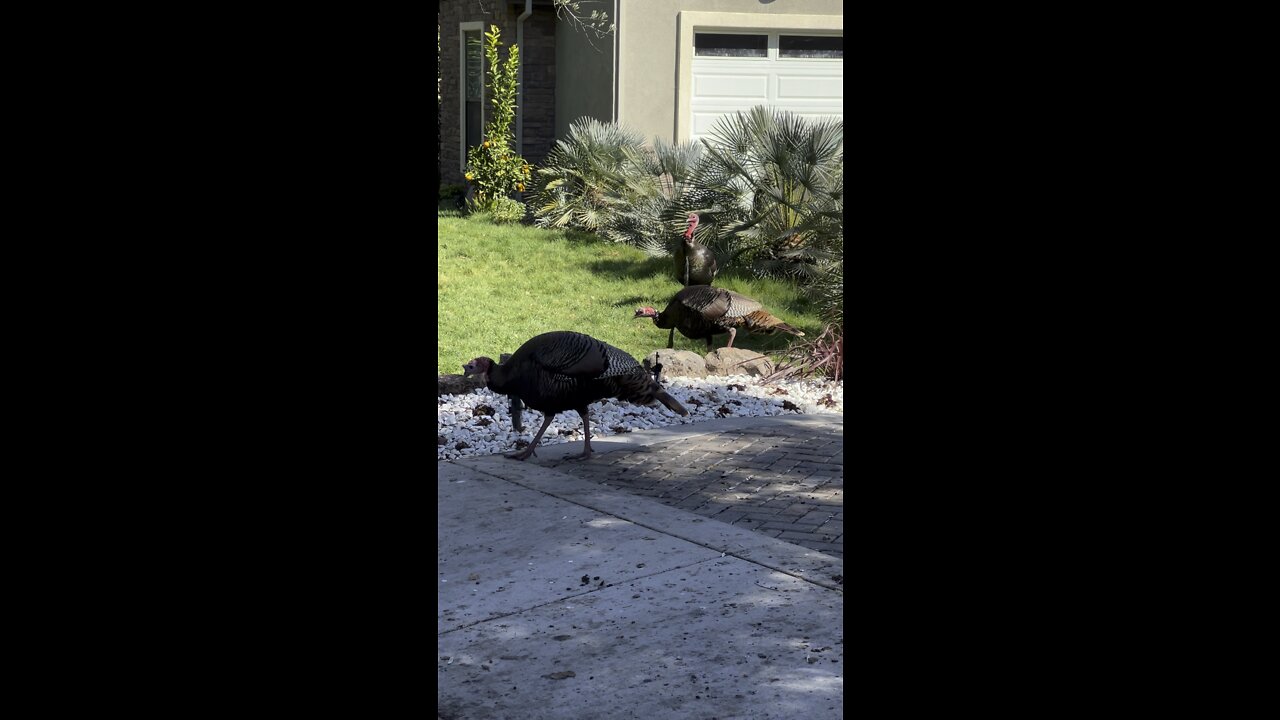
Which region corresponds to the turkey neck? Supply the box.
[650,311,675,330]
[486,359,515,395]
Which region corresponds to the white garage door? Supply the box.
[691,32,843,143]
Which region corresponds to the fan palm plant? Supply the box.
[533,110,843,329]
[780,169,843,324]
[602,136,722,255]
[697,106,843,279]
[533,118,735,260]
[531,118,648,232]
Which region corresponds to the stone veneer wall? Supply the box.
[439,1,556,190]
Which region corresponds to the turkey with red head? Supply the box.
[670,213,718,347]
[674,213,717,286]
[634,285,805,351]
[463,331,688,461]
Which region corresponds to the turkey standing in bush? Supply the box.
[674,213,716,286]
[463,331,688,461]
[634,285,805,350]
[672,213,718,348]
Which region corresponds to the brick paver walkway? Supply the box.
[545,417,844,558]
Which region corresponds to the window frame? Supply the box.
[693,32,770,60]
[777,33,844,62]
[691,30,843,63]
[459,21,485,173]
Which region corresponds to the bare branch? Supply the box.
[554,0,615,52]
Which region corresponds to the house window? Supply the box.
[464,29,484,158]
[694,33,767,58]
[779,35,843,59]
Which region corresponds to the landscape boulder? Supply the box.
[643,349,708,379]
[704,348,775,377]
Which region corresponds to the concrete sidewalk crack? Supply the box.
[450,461,842,593]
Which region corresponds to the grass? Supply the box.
[437,212,822,375]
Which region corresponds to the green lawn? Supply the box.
[437,213,821,375]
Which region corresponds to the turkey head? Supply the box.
[683,213,699,239]
[462,357,495,382]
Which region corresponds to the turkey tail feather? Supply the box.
[655,389,689,416]
[744,310,806,337]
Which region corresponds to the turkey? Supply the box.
[462,331,688,461]
[671,213,718,348]
[634,285,805,350]
[674,213,717,286]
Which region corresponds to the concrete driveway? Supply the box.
[438,416,844,720]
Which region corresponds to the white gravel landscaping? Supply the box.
[437,374,843,461]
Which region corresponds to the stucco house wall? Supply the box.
[553,14,615,140]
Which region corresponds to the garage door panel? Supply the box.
[693,112,743,136]
[776,75,843,100]
[693,74,769,99]
[793,113,843,125]
[690,32,842,142]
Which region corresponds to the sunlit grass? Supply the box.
[437,213,821,375]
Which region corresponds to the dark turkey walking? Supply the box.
[671,213,718,347]
[634,285,805,350]
[463,331,688,461]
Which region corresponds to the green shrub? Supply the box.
[787,180,843,326]
[602,136,725,257]
[490,196,526,224]
[465,25,532,212]
[467,140,531,212]
[531,109,843,323]
[698,106,843,280]
[533,119,722,257]
[440,183,466,201]
[439,183,467,211]
[532,118,647,232]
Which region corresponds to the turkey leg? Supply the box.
[564,407,594,461]
[667,328,675,349]
[725,327,737,348]
[506,412,557,461]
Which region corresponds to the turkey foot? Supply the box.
[506,413,556,462]
[504,446,538,461]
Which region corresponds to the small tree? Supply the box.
[465,25,532,212]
